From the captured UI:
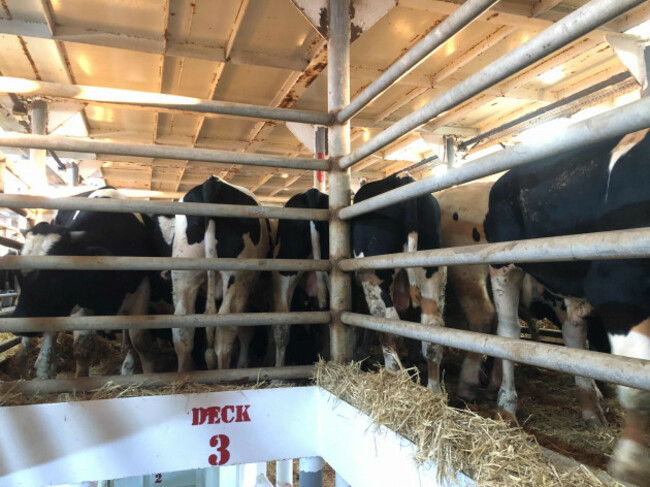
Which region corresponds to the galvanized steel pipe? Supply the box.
[0,133,329,171]
[339,0,645,168]
[336,0,497,123]
[0,193,330,221]
[0,76,333,126]
[342,312,650,391]
[0,365,315,395]
[340,95,650,219]
[0,255,331,272]
[328,0,354,364]
[340,228,650,271]
[0,311,331,333]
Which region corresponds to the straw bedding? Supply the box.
[314,360,623,487]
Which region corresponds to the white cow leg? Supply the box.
[35,331,59,380]
[118,278,155,374]
[608,321,650,485]
[490,264,524,422]
[216,274,254,370]
[18,337,33,378]
[563,298,606,426]
[417,267,447,394]
[71,307,96,378]
[358,272,403,372]
[172,270,203,372]
[272,272,300,367]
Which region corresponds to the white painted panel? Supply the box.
[0,387,319,487]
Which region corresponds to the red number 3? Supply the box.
[154,473,162,484]
[208,434,231,466]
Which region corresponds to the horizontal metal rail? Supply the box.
[340,228,650,271]
[0,76,333,126]
[0,235,22,250]
[0,133,329,171]
[0,255,331,272]
[342,312,650,391]
[0,365,315,395]
[0,194,329,221]
[0,312,331,333]
[336,0,497,123]
[0,292,17,298]
[340,95,650,220]
[0,336,20,354]
[339,0,645,168]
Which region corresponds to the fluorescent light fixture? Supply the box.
[537,66,564,84]
[385,137,430,162]
[625,19,650,37]
[516,118,571,145]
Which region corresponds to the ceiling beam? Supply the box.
[268,175,301,197]
[0,18,308,73]
[175,0,250,191]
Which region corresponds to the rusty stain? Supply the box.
[486,12,500,21]
[0,0,11,20]
[318,7,329,38]
[17,37,41,81]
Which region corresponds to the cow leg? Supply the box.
[117,278,154,374]
[490,264,524,421]
[18,337,33,378]
[563,298,606,427]
[357,270,403,371]
[203,220,220,370]
[71,307,96,378]
[172,270,203,372]
[608,319,650,485]
[272,272,300,367]
[35,332,59,379]
[215,271,256,370]
[452,267,496,402]
[417,267,447,393]
[236,327,253,368]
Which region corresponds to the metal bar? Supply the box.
[340,228,650,271]
[0,293,18,299]
[0,235,22,250]
[0,311,331,333]
[0,76,333,126]
[0,336,20,354]
[336,0,497,123]
[0,133,329,171]
[299,457,325,487]
[341,312,650,391]
[0,194,330,221]
[328,0,353,364]
[0,255,331,272]
[339,0,645,168]
[0,365,315,395]
[459,72,632,151]
[340,95,650,219]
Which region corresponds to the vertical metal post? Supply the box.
[29,98,47,194]
[328,0,353,363]
[314,126,328,192]
[445,135,456,169]
[299,457,324,487]
[276,458,293,487]
[68,162,79,187]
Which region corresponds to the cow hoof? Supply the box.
[495,408,518,426]
[608,439,650,486]
[120,354,136,376]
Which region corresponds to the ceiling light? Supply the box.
[537,67,564,85]
[281,173,289,179]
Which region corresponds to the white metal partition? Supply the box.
[0,0,648,395]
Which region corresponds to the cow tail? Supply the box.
[405,193,421,306]
[202,177,221,318]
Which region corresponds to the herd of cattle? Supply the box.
[3,129,649,484]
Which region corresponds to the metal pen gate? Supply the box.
[0,0,647,406]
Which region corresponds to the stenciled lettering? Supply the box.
[191,404,251,425]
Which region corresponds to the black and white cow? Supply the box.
[172,176,270,371]
[437,182,610,419]
[272,188,329,366]
[14,188,155,379]
[484,129,650,484]
[352,172,447,391]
